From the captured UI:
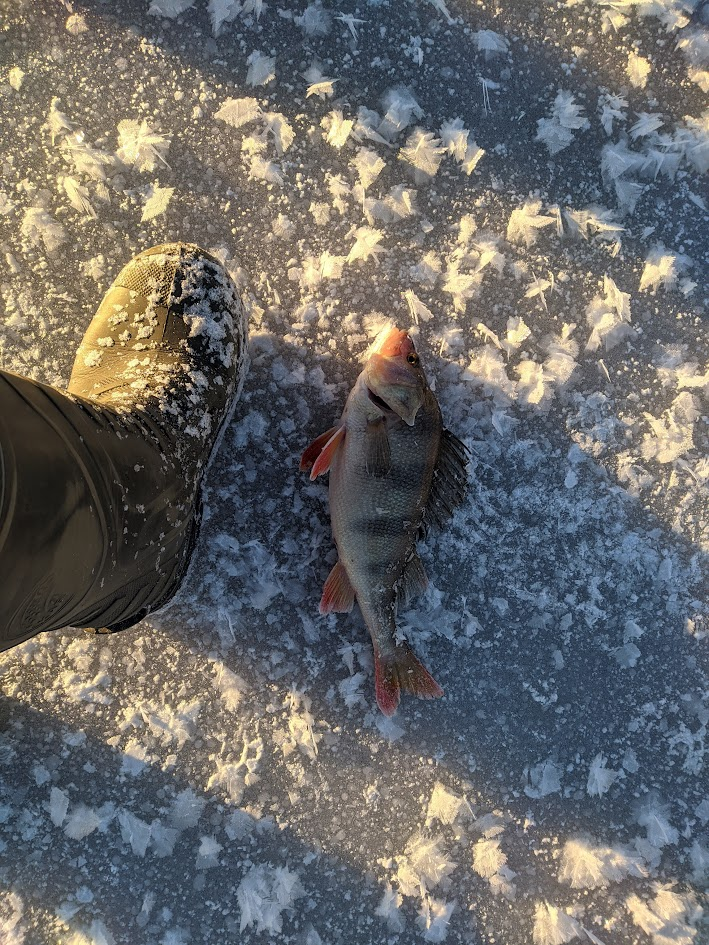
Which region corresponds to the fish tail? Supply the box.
[374,642,444,716]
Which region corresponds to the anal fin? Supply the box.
[365,418,391,478]
[397,553,429,608]
[319,560,355,614]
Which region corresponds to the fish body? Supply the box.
[301,326,468,715]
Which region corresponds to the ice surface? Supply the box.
[0,0,707,942]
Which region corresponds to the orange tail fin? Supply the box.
[374,643,443,716]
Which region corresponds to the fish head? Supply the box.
[365,327,426,426]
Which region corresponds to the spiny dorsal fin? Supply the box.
[425,428,469,529]
[365,417,391,478]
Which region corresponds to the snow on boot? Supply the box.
[0,242,248,651]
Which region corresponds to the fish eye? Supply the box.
[407,353,419,365]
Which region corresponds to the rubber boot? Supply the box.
[0,243,248,651]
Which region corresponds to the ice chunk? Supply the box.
[118,810,152,857]
[524,760,562,798]
[49,787,70,827]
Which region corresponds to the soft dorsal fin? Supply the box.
[365,418,391,478]
[425,429,469,529]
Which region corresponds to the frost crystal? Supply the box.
[118,810,152,857]
[116,119,171,172]
[62,176,96,218]
[533,903,582,945]
[586,752,619,796]
[506,200,556,247]
[475,30,509,58]
[559,837,646,888]
[399,129,446,178]
[352,147,386,189]
[395,832,456,897]
[237,865,304,934]
[627,51,651,89]
[21,207,67,253]
[321,110,354,148]
[426,782,465,825]
[641,392,698,464]
[404,289,434,324]
[49,787,70,827]
[375,885,405,932]
[246,51,276,87]
[347,226,385,263]
[636,797,679,848]
[214,97,262,129]
[379,87,423,140]
[64,804,101,840]
[626,885,702,945]
[639,245,692,293]
[141,184,174,222]
[148,0,195,16]
[585,275,633,352]
[536,91,589,155]
[208,0,241,36]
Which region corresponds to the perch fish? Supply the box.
[301,325,468,715]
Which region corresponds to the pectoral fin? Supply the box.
[300,425,338,472]
[365,418,391,478]
[308,426,346,480]
[425,429,469,528]
[319,560,355,614]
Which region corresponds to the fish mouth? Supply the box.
[367,386,396,414]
